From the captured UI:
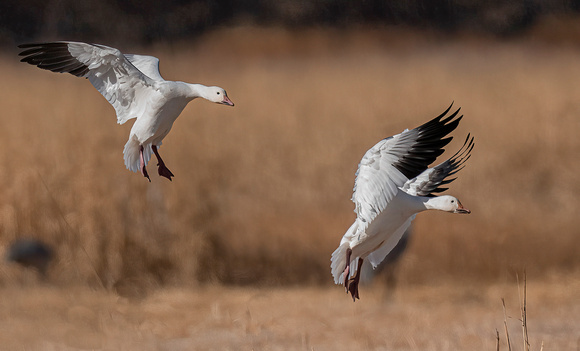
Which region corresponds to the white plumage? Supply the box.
[331,104,474,301]
[18,41,234,181]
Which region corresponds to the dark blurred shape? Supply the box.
[6,238,53,276]
[360,227,412,293]
[1,0,576,46]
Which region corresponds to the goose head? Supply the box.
[203,86,234,106]
[432,195,471,214]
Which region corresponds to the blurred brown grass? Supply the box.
[1,276,578,350]
[1,27,579,290]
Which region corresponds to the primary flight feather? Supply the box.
[331,104,474,301]
[18,41,234,181]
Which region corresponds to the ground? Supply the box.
[1,275,577,350]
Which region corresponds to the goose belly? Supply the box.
[132,99,188,145]
[351,192,418,259]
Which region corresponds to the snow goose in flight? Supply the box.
[331,104,474,301]
[18,41,234,181]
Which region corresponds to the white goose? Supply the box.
[331,105,474,301]
[18,41,234,181]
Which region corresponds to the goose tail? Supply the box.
[123,137,151,173]
[330,221,358,285]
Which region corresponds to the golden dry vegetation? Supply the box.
[0,275,578,350]
[0,26,579,349]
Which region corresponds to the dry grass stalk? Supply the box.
[517,272,531,351]
[502,298,512,351]
[499,273,546,351]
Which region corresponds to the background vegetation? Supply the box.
[1,25,579,291]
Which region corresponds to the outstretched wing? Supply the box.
[18,41,158,125]
[402,134,474,196]
[351,104,463,227]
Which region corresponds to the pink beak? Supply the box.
[454,200,471,214]
[221,95,234,106]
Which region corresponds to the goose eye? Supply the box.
[217,92,220,95]
[451,200,455,203]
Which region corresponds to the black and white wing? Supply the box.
[18,41,158,125]
[402,134,474,196]
[351,104,463,227]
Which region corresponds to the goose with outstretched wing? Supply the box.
[331,104,474,301]
[18,41,234,181]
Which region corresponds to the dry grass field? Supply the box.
[0,275,578,350]
[0,26,579,349]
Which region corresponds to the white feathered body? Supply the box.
[352,191,421,259]
[123,81,196,172]
[332,189,421,284]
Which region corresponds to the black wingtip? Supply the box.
[17,43,36,49]
[17,42,90,78]
[437,102,454,120]
[391,103,468,180]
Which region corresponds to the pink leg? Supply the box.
[140,146,151,182]
[152,145,174,181]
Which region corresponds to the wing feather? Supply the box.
[124,54,164,82]
[18,41,158,125]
